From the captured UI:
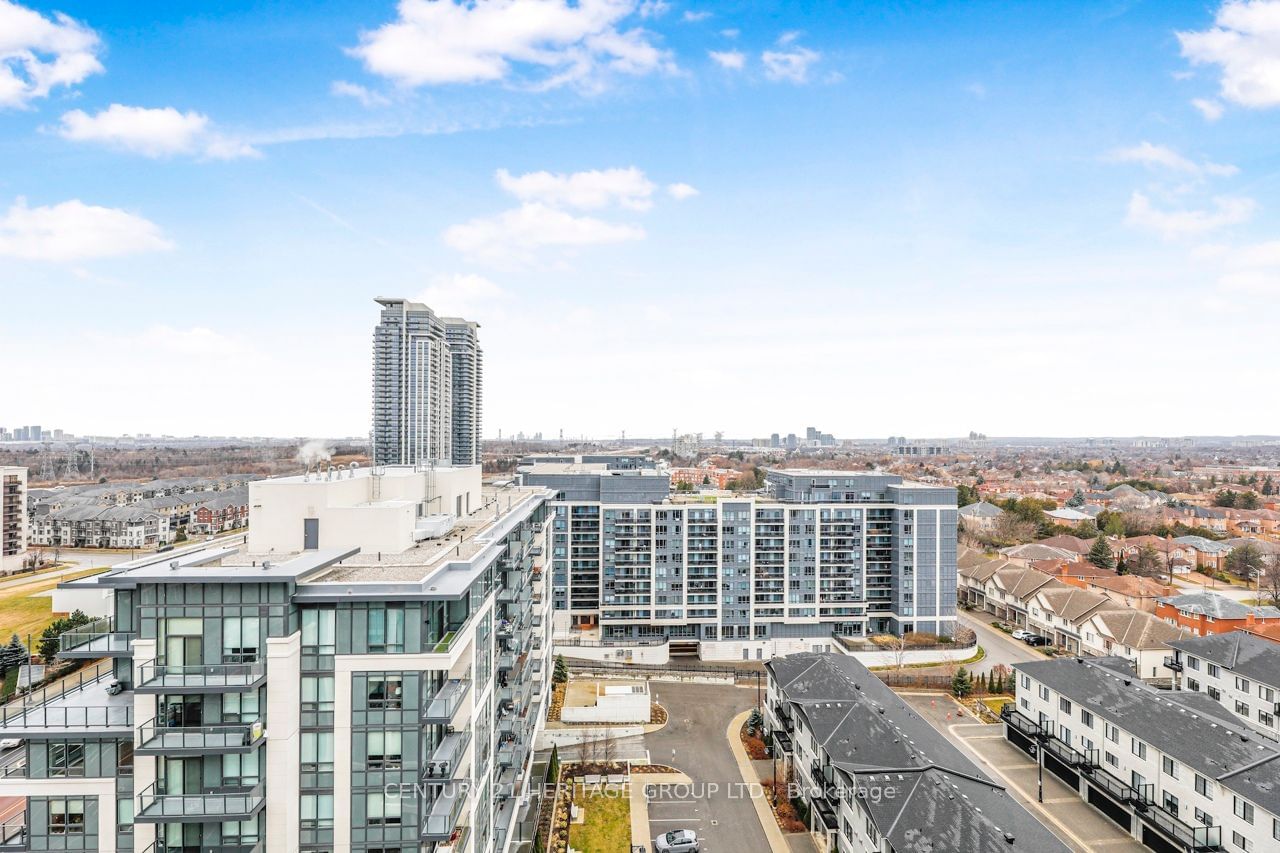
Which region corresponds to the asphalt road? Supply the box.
[959,613,1049,674]
[643,682,771,853]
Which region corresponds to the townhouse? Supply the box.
[1156,593,1280,637]
[765,652,1068,853]
[1007,655,1280,853]
[1078,610,1190,680]
[31,505,171,549]
[1167,631,1280,738]
[0,463,552,853]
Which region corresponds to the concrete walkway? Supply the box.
[726,709,791,853]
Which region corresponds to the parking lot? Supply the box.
[641,681,779,853]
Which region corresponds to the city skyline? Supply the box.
[3,0,1280,439]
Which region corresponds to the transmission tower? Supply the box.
[62,444,80,480]
[39,442,56,481]
[85,441,96,479]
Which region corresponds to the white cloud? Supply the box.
[496,166,656,210]
[443,201,644,263]
[57,104,259,160]
[348,0,676,91]
[719,28,739,39]
[708,49,745,70]
[762,45,820,83]
[1178,0,1280,109]
[330,80,390,107]
[666,182,698,199]
[416,272,506,315]
[637,0,669,17]
[1124,191,1256,239]
[0,0,102,109]
[682,10,711,22]
[1106,141,1238,177]
[1192,97,1225,120]
[777,30,801,46]
[0,198,173,262]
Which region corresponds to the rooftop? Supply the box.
[1157,592,1280,620]
[769,653,1069,853]
[1168,630,1280,688]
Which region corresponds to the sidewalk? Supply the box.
[725,709,792,853]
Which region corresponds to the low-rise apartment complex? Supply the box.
[1167,630,1280,738]
[1,466,27,573]
[523,465,958,656]
[0,463,552,853]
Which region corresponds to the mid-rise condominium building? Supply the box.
[1,465,27,573]
[764,652,1067,853]
[372,298,483,468]
[1006,655,1280,853]
[521,465,957,656]
[2,462,552,853]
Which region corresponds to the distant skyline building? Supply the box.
[372,298,483,468]
[446,318,483,467]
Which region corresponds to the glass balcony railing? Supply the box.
[0,811,25,852]
[136,717,264,755]
[58,617,136,658]
[423,678,472,725]
[135,781,266,822]
[142,842,264,853]
[136,658,266,693]
[421,784,467,840]
[423,730,471,783]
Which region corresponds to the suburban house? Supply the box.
[958,500,1004,530]
[1082,575,1176,614]
[1078,609,1190,680]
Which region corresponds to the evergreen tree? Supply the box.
[552,654,568,684]
[1087,535,1116,570]
[0,635,26,673]
[952,666,972,698]
[1066,489,1085,508]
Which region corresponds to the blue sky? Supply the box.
[1,0,1278,440]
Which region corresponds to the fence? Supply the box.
[565,658,762,683]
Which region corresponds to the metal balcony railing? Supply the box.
[135,781,266,822]
[136,717,264,756]
[136,659,266,693]
[57,617,136,658]
[0,702,131,730]
[0,810,25,851]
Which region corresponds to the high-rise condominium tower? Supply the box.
[372,298,483,467]
[445,318,483,467]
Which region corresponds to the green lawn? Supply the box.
[568,786,631,853]
[0,568,107,647]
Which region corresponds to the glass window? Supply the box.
[302,676,335,712]
[1235,796,1254,824]
[223,616,260,662]
[301,731,335,772]
[301,608,336,653]
[367,731,403,770]
[223,690,261,723]
[301,793,334,828]
[368,676,403,709]
[223,751,260,786]
[366,792,402,825]
[48,799,85,835]
[50,742,86,777]
[368,607,405,653]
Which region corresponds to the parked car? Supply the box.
[653,829,700,853]
[1025,635,1051,647]
[0,738,22,750]
[1010,629,1030,641]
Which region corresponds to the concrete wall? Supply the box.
[699,637,835,661]
[561,683,650,724]
[51,585,113,618]
[554,643,671,665]
[248,465,481,554]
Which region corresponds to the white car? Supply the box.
[653,829,700,853]
[1010,629,1030,641]
[0,738,22,750]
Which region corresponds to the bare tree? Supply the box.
[1261,566,1280,608]
[600,726,617,767]
[993,513,1038,546]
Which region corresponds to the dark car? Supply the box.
[1024,635,1051,646]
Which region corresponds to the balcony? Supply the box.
[135,717,264,756]
[135,781,266,822]
[136,659,267,694]
[771,729,793,755]
[0,811,24,852]
[58,617,136,658]
[422,784,467,840]
[423,730,471,783]
[1164,656,1183,673]
[142,843,264,853]
[1138,803,1222,851]
[0,678,132,736]
[423,679,472,725]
